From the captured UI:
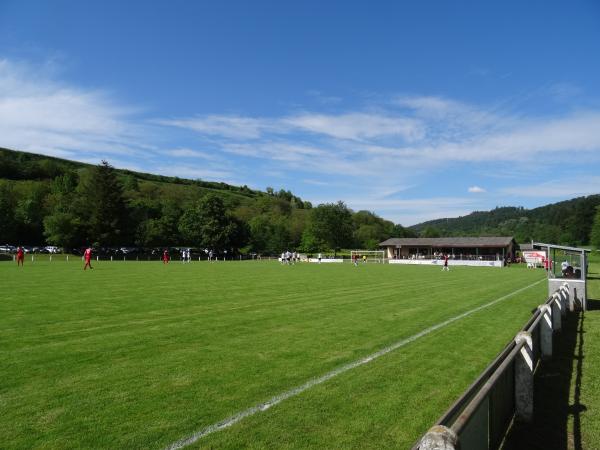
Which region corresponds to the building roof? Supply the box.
[379,237,515,248]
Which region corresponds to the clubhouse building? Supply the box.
[379,236,517,267]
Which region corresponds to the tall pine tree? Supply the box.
[81,161,129,247]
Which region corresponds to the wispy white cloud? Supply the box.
[283,113,423,141]
[302,178,332,186]
[156,115,279,140]
[158,111,424,143]
[0,58,149,159]
[166,148,218,160]
[468,186,486,193]
[161,96,600,177]
[394,95,467,116]
[222,142,327,161]
[458,112,600,161]
[500,176,600,198]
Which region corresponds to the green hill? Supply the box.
[0,146,267,200]
[0,147,404,252]
[410,196,600,245]
[1,147,597,250]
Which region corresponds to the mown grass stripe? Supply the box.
[165,277,544,450]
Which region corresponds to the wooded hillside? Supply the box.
[410,196,600,246]
[0,148,411,253]
[2,147,598,251]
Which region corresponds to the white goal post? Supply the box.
[350,250,385,263]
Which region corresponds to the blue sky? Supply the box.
[1,0,600,225]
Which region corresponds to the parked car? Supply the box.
[0,244,16,253]
[45,246,60,254]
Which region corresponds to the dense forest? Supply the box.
[0,148,411,254]
[1,148,599,253]
[411,196,600,246]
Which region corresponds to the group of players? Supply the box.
[14,246,94,270]
[14,246,189,269]
[162,248,220,264]
[280,251,300,264]
[351,254,369,266]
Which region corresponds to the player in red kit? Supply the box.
[84,247,93,270]
[16,246,24,266]
[162,249,170,264]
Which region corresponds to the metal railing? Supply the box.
[413,283,572,450]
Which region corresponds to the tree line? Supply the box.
[411,197,600,247]
[0,159,413,253]
[2,148,599,251]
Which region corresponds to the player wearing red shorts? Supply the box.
[162,249,170,264]
[84,247,93,270]
[16,246,24,266]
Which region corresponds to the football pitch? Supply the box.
[1,259,547,449]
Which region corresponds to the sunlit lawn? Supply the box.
[0,259,546,449]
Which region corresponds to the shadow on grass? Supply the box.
[501,309,586,450]
[587,298,600,311]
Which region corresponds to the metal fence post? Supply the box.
[418,425,457,450]
[514,331,534,422]
[551,293,562,332]
[538,305,552,359]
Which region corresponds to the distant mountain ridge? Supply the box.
[409,196,600,245]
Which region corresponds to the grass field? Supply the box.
[1,259,550,449]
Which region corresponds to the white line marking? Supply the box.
[164,278,545,450]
